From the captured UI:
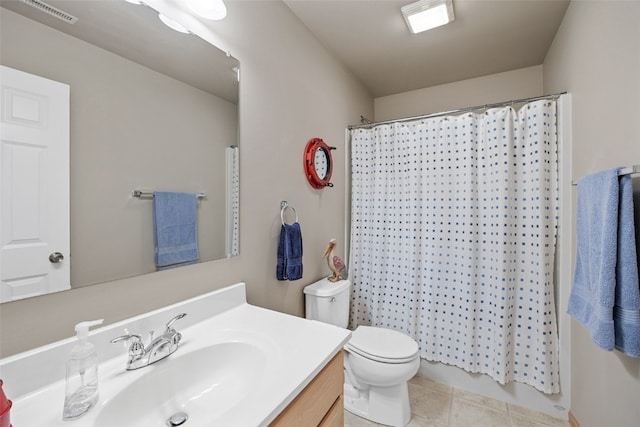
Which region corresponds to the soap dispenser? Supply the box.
[62,319,103,420]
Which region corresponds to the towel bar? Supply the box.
[571,164,640,186]
[132,190,206,200]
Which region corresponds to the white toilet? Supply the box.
[304,278,420,427]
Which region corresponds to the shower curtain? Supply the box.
[349,99,559,393]
[225,145,239,258]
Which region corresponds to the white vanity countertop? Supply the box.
[0,282,351,426]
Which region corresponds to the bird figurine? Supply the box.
[322,238,345,282]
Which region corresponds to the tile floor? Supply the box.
[344,376,571,427]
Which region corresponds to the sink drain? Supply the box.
[167,412,189,426]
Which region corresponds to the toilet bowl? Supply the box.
[343,325,420,426]
[304,279,420,427]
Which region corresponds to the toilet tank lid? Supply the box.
[303,278,350,297]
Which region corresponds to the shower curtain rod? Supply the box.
[347,92,567,130]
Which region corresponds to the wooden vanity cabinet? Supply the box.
[270,350,344,427]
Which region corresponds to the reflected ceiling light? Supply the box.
[158,13,190,33]
[401,0,454,34]
[124,0,143,4]
[185,0,227,20]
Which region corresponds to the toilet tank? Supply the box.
[303,278,350,328]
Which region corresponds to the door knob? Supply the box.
[49,252,64,263]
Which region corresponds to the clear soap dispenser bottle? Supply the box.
[62,319,104,420]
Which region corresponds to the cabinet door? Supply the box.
[319,395,344,427]
[270,351,344,427]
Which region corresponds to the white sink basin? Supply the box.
[1,283,351,426]
[94,341,267,427]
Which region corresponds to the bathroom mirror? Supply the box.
[0,0,239,301]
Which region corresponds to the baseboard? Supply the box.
[568,411,580,427]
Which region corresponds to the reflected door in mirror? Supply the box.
[0,65,71,302]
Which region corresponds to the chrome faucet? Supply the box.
[111,313,187,370]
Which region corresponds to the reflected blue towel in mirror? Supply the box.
[153,192,199,269]
[277,222,303,280]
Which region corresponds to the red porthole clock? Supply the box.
[304,137,335,189]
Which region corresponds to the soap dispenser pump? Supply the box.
[62,319,103,420]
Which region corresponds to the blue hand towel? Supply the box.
[613,175,640,357]
[567,168,619,351]
[153,192,199,269]
[277,222,303,281]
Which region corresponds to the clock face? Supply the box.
[304,138,334,188]
[314,147,329,179]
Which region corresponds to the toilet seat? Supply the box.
[345,326,419,364]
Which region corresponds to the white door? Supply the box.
[0,65,70,302]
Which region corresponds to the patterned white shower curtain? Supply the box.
[349,100,559,393]
[225,145,239,258]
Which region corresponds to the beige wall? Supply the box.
[0,1,372,357]
[374,65,543,121]
[543,1,640,426]
[1,9,237,287]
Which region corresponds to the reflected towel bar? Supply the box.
[132,190,206,199]
[571,165,640,186]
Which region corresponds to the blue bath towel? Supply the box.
[277,222,303,280]
[613,175,640,357]
[568,169,619,351]
[153,192,199,269]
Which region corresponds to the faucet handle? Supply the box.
[172,332,183,345]
[165,313,187,333]
[111,334,144,356]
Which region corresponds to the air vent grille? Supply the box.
[19,0,78,24]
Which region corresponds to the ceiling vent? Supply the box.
[19,0,78,24]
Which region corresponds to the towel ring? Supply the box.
[280,201,298,225]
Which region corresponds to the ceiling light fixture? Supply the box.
[185,0,227,21]
[158,13,190,33]
[401,0,455,34]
